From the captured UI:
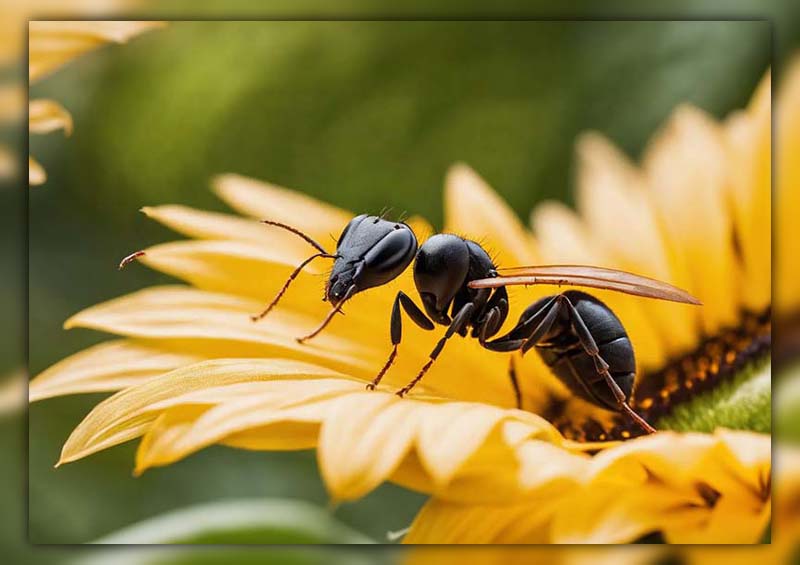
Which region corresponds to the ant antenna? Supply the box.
[251,252,338,322]
[296,285,356,343]
[119,250,146,270]
[260,220,328,254]
[251,220,337,322]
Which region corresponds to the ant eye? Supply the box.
[363,228,417,276]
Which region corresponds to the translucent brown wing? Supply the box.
[468,265,701,305]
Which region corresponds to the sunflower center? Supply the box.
[553,308,771,442]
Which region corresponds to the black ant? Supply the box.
[232,214,699,435]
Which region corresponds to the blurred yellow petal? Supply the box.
[531,200,665,370]
[574,132,698,355]
[29,20,165,83]
[28,99,72,186]
[444,163,539,265]
[777,59,800,314]
[0,371,25,416]
[405,430,768,543]
[29,98,73,135]
[405,499,556,544]
[404,547,665,565]
[212,173,351,242]
[643,106,739,335]
[725,72,771,313]
[29,339,205,402]
[29,156,46,185]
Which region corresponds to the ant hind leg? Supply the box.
[560,295,656,435]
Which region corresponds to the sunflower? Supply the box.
[31,66,777,543]
[28,20,163,185]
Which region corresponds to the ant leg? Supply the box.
[508,356,522,409]
[483,295,559,352]
[367,291,434,390]
[483,295,563,354]
[474,287,508,341]
[251,252,337,322]
[519,299,564,355]
[478,308,499,346]
[560,296,656,435]
[296,285,357,343]
[395,302,475,398]
[260,220,328,254]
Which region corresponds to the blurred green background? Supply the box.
[18,9,792,554]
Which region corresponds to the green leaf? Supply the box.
[656,358,771,434]
[776,362,800,443]
[88,498,375,545]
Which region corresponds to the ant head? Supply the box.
[413,234,471,324]
[326,214,418,305]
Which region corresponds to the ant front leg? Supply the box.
[560,295,656,435]
[366,291,434,390]
[395,302,475,398]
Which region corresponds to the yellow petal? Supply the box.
[29,156,46,185]
[777,59,800,314]
[29,339,205,402]
[63,285,374,373]
[643,106,739,335]
[141,205,321,256]
[724,72,771,313]
[243,390,543,503]
[318,392,419,501]
[135,378,360,473]
[405,498,556,544]
[413,402,509,486]
[58,358,344,465]
[132,383,565,502]
[531,200,666,370]
[29,21,165,83]
[128,374,564,502]
[29,99,72,135]
[444,163,539,265]
[138,239,327,302]
[0,370,25,416]
[574,132,698,355]
[551,483,704,544]
[212,174,352,243]
[558,430,770,543]
[405,430,769,543]
[403,547,666,565]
